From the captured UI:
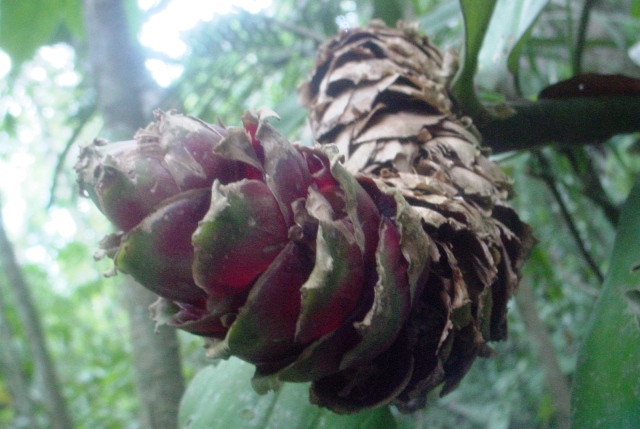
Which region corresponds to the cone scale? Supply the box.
[76,22,533,414]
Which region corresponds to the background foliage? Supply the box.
[0,0,639,428]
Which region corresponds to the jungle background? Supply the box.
[0,0,639,428]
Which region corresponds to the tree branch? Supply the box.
[478,96,640,153]
[0,198,73,429]
[515,282,571,428]
[47,104,96,209]
[561,147,619,226]
[531,151,605,283]
[264,16,325,44]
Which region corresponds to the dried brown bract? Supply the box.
[300,20,535,412]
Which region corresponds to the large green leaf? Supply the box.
[452,0,549,113]
[476,0,549,96]
[632,0,640,19]
[418,1,460,36]
[0,0,84,67]
[571,177,640,428]
[179,357,397,429]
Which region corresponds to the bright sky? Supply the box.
[139,0,272,86]
[0,1,272,83]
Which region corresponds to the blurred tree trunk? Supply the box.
[82,1,185,428]
[0,199,72,429]
[0,285,36,428]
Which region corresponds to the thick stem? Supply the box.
[479,96,640,153]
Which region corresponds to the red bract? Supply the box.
[192,179,289,313]
[78,107,430,413]
[76,110,240,232]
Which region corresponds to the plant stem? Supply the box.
[479,96,640,153]
[561,147,619,226]
[572,0,597,74]
[532,151,605,283]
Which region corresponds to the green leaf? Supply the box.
[59,0,84,38]
[571,177,640,428]
[632,0,640,19]
[476,0,549,95]
[295,189,364,345]
[418,1,460,36]
[452,0,549,112]
[0,0,84,67]
[179,358,397,429]
[451,0,498,116]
